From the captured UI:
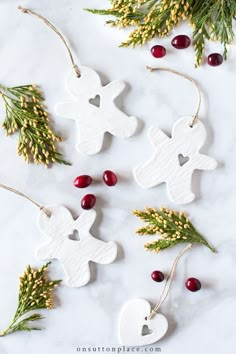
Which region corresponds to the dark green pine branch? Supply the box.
[0,84,70,166]
[133,207,217,253]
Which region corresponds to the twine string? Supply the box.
[0,183,50,217]
[147,243,193,320]
[18,6,81,78]
[146,66,202,127]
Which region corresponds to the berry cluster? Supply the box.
[151,270,201,292]
[151,34,223,67]
[73,170,118,210]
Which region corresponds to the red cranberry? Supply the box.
[81,194,96,210]
[151,270,164,282]
[103,170,117,187]
[74,175,92,188]
[171,35,191,49]
[208,53,223,66]
[151,45,166,58]
[185,277,201,292]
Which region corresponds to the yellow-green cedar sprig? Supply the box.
[0,84,70,166]
[86,0,236,67]
[0,262,61,337]
[133,207,216,253]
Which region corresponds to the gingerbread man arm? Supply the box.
[36,241,57,260]
[89,240,118,264]
[194,154,217,170]
[148,127,169,148]
[102,80,126,98]
[55,101,79,120]
[74,210,97,239]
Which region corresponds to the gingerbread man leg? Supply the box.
[134,155,164,189]
[167,167,195,204]
[61,255,91,287]
[108,113,137,139]
[78,133,105,155]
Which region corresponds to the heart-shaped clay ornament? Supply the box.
[119,298,168,346]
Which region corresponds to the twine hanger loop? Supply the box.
[146,66,202,128]
[18,6,81,78]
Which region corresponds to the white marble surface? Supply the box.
[0,0,236,353]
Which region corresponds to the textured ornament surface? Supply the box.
[134,116,217,204]
[119,298,168,346]
[55,66,138,155]
[36,205,117,287]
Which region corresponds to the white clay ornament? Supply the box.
[118,244,194,346]
[134,116,217,204]
[56,66,138,155]
[18,8,138,156]
[119,299,168,346]
[36,205,117,287]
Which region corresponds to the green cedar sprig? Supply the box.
[0,84,70,166]
[0,262,61,337]
[133,207,216,253]
[86,0,236,67]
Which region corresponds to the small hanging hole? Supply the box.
[41,207,51,218]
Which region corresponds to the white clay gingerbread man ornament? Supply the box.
[56,66,138,155]
[17,8,138,156]
[36,205,117,287]
[134,116,217,204]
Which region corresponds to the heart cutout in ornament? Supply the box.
[89,95,101,108]
[178,153,190,166]
[68,229,80,241]
[119,298,168,346]
[142,324,153,336]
